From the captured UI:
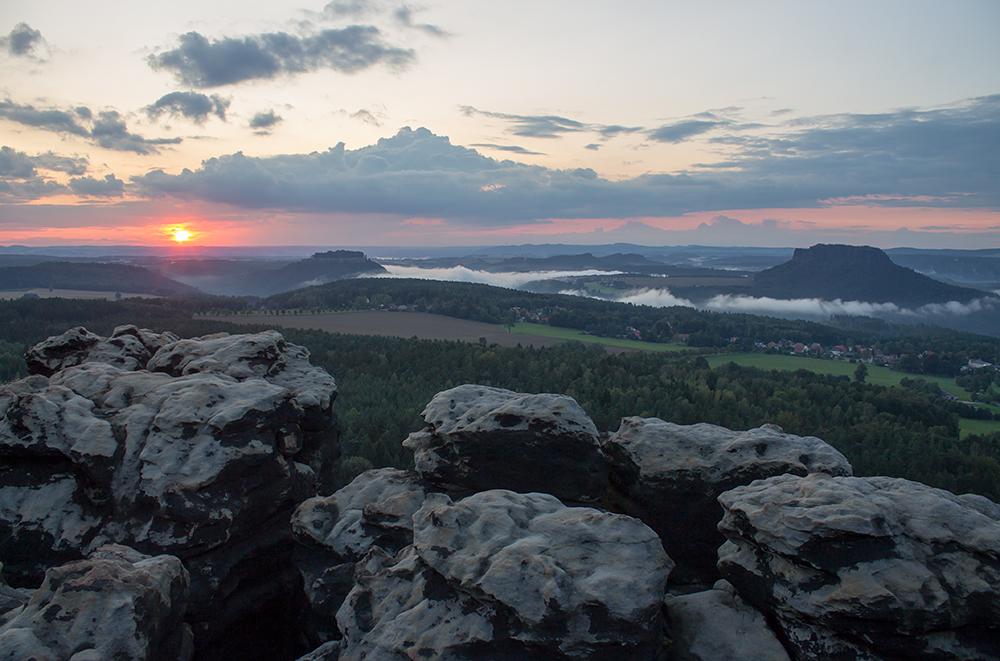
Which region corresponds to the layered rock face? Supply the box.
[403,384,608,503]
[0,326,340,649]
[603,417,851,582]
[718,473,1000,661]
[0,544,191,661]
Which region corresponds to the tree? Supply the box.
[854,363,868,384]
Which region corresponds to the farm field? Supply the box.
[213,311,568,348]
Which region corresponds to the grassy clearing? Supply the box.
[511,322,691,352]
[960,418,1000,437]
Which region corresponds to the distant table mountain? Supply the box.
[226,251,388,297]
[0,262,200,296]
[752,244,983,307]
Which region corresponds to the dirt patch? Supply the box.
[213,311,570,349]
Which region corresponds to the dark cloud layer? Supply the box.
[131,96,1000,223]
[146,92,230,123]
[249,110,283,134]
[2,23,43,57]
[460,107,642,141]
[394,6,448,37]
[470,143,545,156]
[149,27,414,88]
[69,174,125,197]
[0,146,99,201]
[0,100,181,154]
[648,119,723,143]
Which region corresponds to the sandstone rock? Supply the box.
[664,579,790,661]
[0,544,192,661]
[403,385,608,503]
[603,417,851,582]
[0,329,341,651]
[25,325,179,376]
[336,489,671,660]
[718,473,1000,661]
[292,468,430,642]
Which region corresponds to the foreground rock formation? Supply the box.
[403,384,608,503]
[0,326,340,653]
[3,328,1000,661]
[603,417,852,582]
[0,544,191,661]
[718,473,1000,661]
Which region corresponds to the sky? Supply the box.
[1,0,998,249]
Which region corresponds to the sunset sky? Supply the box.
[1,1,998,249]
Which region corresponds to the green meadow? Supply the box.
[511,322,691,352]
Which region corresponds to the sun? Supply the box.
[171,228,192,242]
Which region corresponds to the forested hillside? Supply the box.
[1,297,998,500]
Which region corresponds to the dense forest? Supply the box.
[1,296,998,500]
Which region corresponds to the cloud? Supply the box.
[146,91,230,123]
[350,108,382,126]
[249,110,283,134]
[131,95,1000,222]
[91,111,182,154]
[584,143,600,151]
[394,6,448,37]
[68,174,125,197]
[648,119,723,143]
[460,106,643,140]
[0,100,182,154]
[1,22,43,57]
[322,1,376,19]
[149,28,415,88]
[0,100,90,136]
[471,143,545,156]
[0,146,81,201]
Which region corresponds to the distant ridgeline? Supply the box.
[752,244,983,307]
[0,262,198,297]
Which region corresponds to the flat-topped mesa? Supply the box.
[717,473,1000,661]
[0,327,341,651]
[403,384,608,503]
[602,417,852,583]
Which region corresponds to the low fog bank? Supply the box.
[374,265,623,289]
[560,286,1000,337]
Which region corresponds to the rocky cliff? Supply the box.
[1,327,998,661]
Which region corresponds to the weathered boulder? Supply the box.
[663,579,790,661]
[25,325,179,376]
[292,468,430,642]
[0,328,340,651]
[403,385,608,503]
[337,489,671,660]
[718,473,1000,661]
[603,417,851,582]
[0,544,191,661]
